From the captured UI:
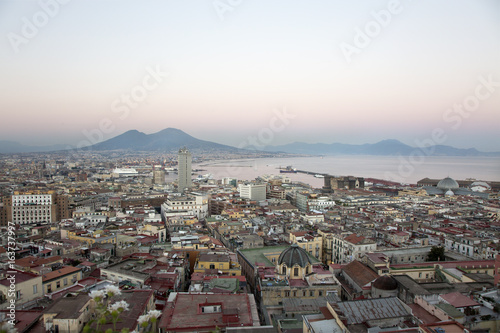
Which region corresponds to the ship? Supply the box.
[279,166,297,173]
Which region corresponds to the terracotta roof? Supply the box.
[42,266,82,282]
[344,234,365,245]
[159,293,257,331]
[342,260,379,288]
[15,255,62,268]
[440,292,480,308]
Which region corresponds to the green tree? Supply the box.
[427,246,445,261]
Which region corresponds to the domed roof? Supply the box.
[437,177,459,190]
[372,275,398,290]
[278,244,312,268]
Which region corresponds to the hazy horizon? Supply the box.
[1,0,499,151]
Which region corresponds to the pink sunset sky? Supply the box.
[0,0,499,151]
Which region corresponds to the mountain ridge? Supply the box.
[0,129,498,156]
[263,139,500,157]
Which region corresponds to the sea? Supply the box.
[188,155,500,188]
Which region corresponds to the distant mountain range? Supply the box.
[0,129,499,157]
[0,140,68,154]
[263,139,500,157]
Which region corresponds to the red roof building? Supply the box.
[158,292,260,332]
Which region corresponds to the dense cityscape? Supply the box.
[0,147,499,333]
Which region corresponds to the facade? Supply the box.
[137,222,167,243]
[290,232,323,262]
[1,193,70,225]
[0,271,43,309]
[42,266,83,294]
[177,147,192,191]
[331,233,377,264]
[161,193,209,219]
[239,183,266,201]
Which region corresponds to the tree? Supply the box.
[427,246,445,261]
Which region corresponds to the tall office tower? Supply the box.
[177,147,192,191]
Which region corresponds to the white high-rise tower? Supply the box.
[177,147,192,191]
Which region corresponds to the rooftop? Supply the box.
[159,292,258,331]
[333,297,412,325]
[342,260,379,288]
[43,292,91,319]
[42,266,82,282]
[440,292,480,308]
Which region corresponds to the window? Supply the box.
[318,291,323,297]
[16,291,21,299]
[294,267,299,276]
[285,291,290,297]
[309,290,315,297]
[56,281,60,288]
[33,284,38,294]
[63,278,68,286]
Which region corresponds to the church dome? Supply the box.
[437,177,459,190]
[278,244,312,268]
[372,275,398,291]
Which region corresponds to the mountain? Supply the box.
[264,139,500,157]
[90,128,239,152]
[0,140,67,154]
[1,131,498,156]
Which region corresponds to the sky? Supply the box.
[0,0,499,151]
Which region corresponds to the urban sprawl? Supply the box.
[0,148,499,333]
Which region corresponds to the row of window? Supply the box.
[46,275,78,293]
[276,289,324,297]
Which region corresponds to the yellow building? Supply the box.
[194,252,242,276]
[0,271,43,309]
[42,266,83,294]
[137,222,166,242]
[289,232,323,262]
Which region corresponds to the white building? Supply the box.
[11,194,53,225]
[178,148,192,191]
[307,196,336,211]
[161,193,208,219]
[239,183,266,201]
[331,233,377,264]
[112,168,138,177]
